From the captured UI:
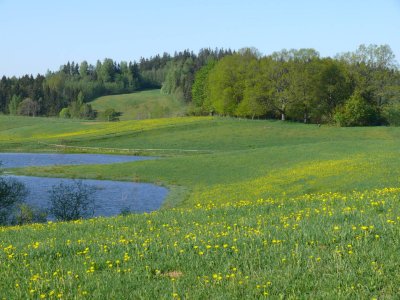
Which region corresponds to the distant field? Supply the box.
[3,115,400,206]
[90,89,186,120]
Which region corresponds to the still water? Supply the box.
[0,152,152,168]
[1,153,167,216]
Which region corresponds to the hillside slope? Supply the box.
[90,89,186,120]
[3,116,400,207]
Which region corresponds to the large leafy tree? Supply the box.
[191,60,216,114]
[263,58,294,121]
[315,59,353,122]
[337,44,400,115]
[208,53,257,115]
[236,59,269,119]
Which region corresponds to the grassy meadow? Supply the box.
[1,188,400,299]
[1,112,400,298]
[90,90,186,121]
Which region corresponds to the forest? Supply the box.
[0,44,399,126]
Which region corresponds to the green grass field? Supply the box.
[5,116,400,206]
[90,90,186,121]
[1,114,400,298]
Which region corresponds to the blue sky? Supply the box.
[1,0,399,77]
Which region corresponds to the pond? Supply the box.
[0,153,168,217]
[7,175,167,217]
[0,153,152,168]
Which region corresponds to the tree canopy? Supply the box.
[191,44,400,125]
[0,45,399,126]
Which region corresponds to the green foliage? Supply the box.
[236,61,268,119]
[79,103,97,120]
[161,57,195,101]
[208,54,257,115]
[13,203,47,225]
[99,108,120,121]
[204,52,357,122]
[0,45,397,127]
[8,94,21,115]
[68,91,84,118]
[195,45,398,125]
[62,92,96,120]
[59,107,71,118]
[191,60,216,113]
[315,59,353,121]
[335,91,378,126]
[382,102,400,126]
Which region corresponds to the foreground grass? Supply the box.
[90,90,186,121]
[1,188,399,298]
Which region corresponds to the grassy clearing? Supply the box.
[90,90,186,121]
[1,188,399,298]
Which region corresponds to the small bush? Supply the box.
[48,180,96,221]
[13,203,47,225]
[59,107,71,119]
[99,108,120,121]
[0,176,29,225]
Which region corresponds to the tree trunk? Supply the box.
[281,102,286,121]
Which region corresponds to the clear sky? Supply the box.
[1,0,399,77]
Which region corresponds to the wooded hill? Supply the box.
[1,45,399,126]
[0,48,232,118]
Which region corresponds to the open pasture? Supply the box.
[1,115,400,298]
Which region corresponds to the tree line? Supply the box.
[1,45,399,126]
[0,48,232,118]
[191,45,400,126]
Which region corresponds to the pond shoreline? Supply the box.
[0,153,168,217]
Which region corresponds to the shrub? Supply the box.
[59,107,71,118]
[99,108,120,121]
[13,203,47,225]
[48,180,96,221]
[79,103,97,120]
[335,91,378,126]
[382,103,400,126]
[0,169,29,225]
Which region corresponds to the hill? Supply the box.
[89,90,186,121]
